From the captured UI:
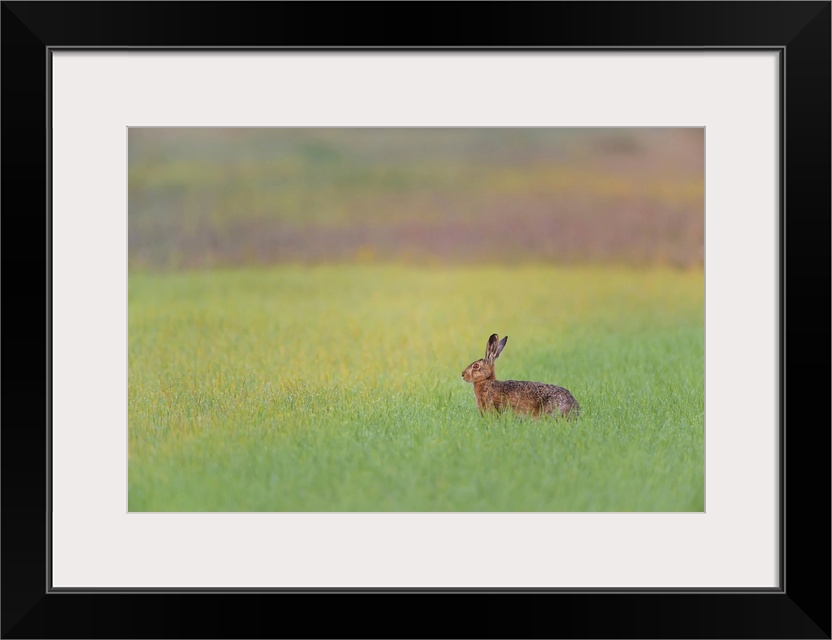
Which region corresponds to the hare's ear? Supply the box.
[485,334,500,361]
[485,334,507,363]
[495,335,508,359]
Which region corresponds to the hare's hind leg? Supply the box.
[562,401,580,420]
[544,396,576,420]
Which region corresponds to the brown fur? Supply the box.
[461,334,580,419]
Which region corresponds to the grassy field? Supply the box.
[128,263,704,512]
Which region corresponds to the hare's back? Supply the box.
[498,379,579,417]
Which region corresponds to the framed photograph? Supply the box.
[3,2,829,638]
[125,125,706,516]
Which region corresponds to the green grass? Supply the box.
[128,264,704,511]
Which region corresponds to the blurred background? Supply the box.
[128,128,703,269]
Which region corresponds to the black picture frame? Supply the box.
[2,2,829,638]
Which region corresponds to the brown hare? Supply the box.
[462,334,580,419]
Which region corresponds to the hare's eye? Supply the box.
[473,363,480,369]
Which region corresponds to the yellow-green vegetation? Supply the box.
[128,264,704,511]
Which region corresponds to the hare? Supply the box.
[461,334,580,419]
